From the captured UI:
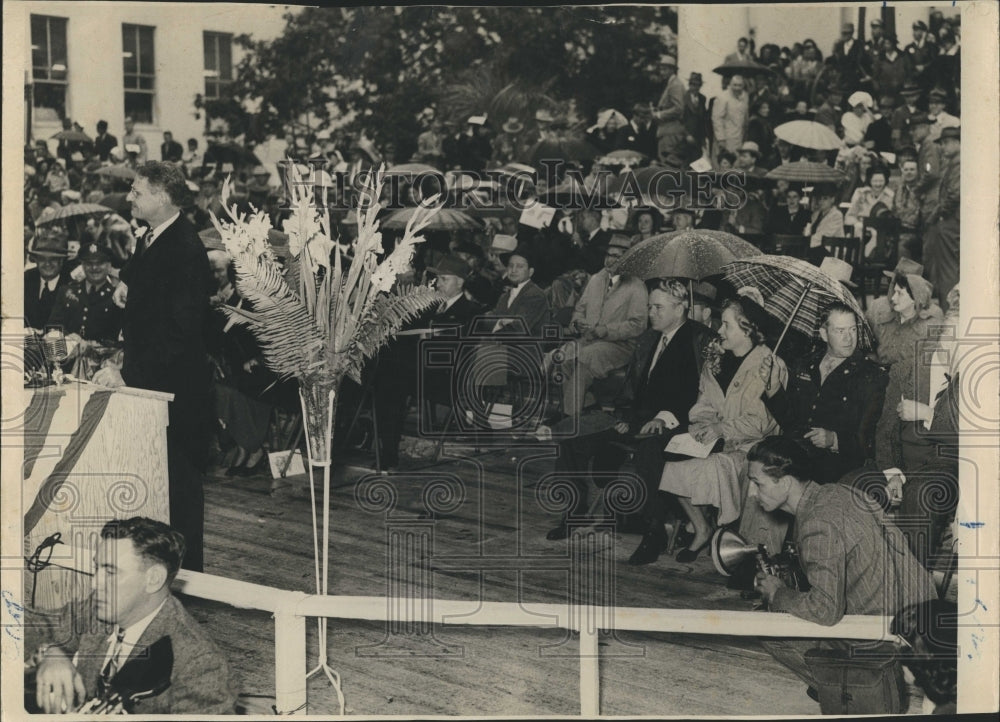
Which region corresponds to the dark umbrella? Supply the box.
[95,165,137,181]
[383,207,482,232]
[50,129,93,144]
[607,166,697,208]
[528,138,600,167]
[615,229,760,281]
[713,59,778,78]
[541,175,616,210]
[721,254,875,353]
[206,141,260,169]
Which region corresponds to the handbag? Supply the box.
[804,643,905,715]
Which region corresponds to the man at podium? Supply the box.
[94,161,214,572]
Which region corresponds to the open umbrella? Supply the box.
[541,175,616,210]
[765,161,847,184]
[614,229,759,281]
[721,254,875,353]
[50,129,93,144]
[597,149,648,167]
[491,162,537,178]
[528,138,600,167]
[35,203,114,224]
[382,206,482,232]
[607,166,697,209]
[385,163,441,176]
[713,59,777,78]
[774,121,844,151]
[95,165,137,181]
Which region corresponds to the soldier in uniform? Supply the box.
[48,243,124,345]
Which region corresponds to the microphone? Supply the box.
[43,328,68,362]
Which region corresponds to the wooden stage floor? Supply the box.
[187,440,912,716]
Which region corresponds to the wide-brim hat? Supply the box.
[692,280,718,306]
[467,115,487,126]
[848,91,874,110]
[28,229,69,258]
[935,126,960,144]
[738,141,761,157]
[819,256,857,289]
[884,257,924,279]
[607,233,632,251]
[928,88,948,103]
[870,18,884,27]
[78,242,112,263]
[70,151,85,162]
[688,72,703,84]
[900,82,922,97]
[912,20,928,31]
[502,117,524,134]
[427,254,471,278]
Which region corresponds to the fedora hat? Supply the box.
[692,281,717,306]
[660,53,677,67]
[900,82,922,97]
[427,254,470,278]
[607,233,632,251]
[819,256,857,289]
[688,72,703,84]
[935,126,960,144]
[502,117,524,134]
[928,88,948,103]
[534,109,555,124]
[912,20,928,31]
[738,141,761,157]
[28,229,69,258]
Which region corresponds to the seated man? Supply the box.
[740,302,888,556]
[484,244,550,337]
[545,279,714,542]
[24,228,71,331]
[26,517,238,714]
[48,242,124,345]
[547,234,648,418]
[747,437,937,709]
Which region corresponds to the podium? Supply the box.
[18,382,172,610]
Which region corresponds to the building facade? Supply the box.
[12,2,294,156]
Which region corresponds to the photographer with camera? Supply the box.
[745,436,936,713]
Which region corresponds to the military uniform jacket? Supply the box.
[48,278,124,344]
[764,349,887,483]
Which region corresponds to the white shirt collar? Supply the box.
[103,597,169,669]
[147,211,181,246]
[40,276,60,296]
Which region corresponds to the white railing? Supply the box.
[172,570,900,716]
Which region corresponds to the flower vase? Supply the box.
[299,376,341,466]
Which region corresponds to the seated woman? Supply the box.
[844,165,895,236]
[653,290,785,562]
[629,208,662,247]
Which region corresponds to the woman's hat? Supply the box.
[848,91,874,110]
[819,256,857,289]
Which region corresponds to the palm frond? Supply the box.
[342,286,442,384]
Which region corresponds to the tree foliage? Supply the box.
[206,6,676,157]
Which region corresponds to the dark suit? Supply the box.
[94,133,119,162]
[580,229,611,275]
[26,593,237,714]
[48,279,124,344]
[554,321,715,523]
[24,267,70,330]
[832,38,864,87]
[766,205,810,236]
[160,140,184,163]
[487,280,550,337]
[682,90,709,159]
[120,215,214,571]
[621,119,657,159]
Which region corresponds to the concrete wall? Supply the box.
[15,2,294,154]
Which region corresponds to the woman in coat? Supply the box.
[658,291,786,562]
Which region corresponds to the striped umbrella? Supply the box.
[721,255,875,352]
[765,161,846,183]
[615,229,759,281]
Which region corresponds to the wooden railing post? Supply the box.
[274,593,308,714]
[579,623,600,716]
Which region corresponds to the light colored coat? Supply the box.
[571,269,648,344]
[711,90,749,152]
[660,344,785,526]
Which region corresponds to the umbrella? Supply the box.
[614,229,760,281]
[98,193,131,216]
[528,138,600,167]
[765,161,846,184]
[607,166,698,208]
[50,129,93,144]
[721,255,875,353]
[95,165,137,181]
[713,59,777,78]
[382,206,482,232]
[35,203,114,225]
[541,175,616,210]
[492,162,537,178]
[774,121,844,151]
[597,149,648,166]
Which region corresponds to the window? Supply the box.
[203,32,233,100]
[30,15,68,123]
[122,24,155,124]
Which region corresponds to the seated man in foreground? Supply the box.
[747,437,937,711]
[26,517,237,714]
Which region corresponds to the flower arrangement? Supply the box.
[211,165,442,388]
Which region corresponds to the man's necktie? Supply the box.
[101,627,126,685]
[134,228,152,257]
[648,335,668,378]
[39,284,54,303]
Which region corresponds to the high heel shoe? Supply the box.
[674,535,711,563]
